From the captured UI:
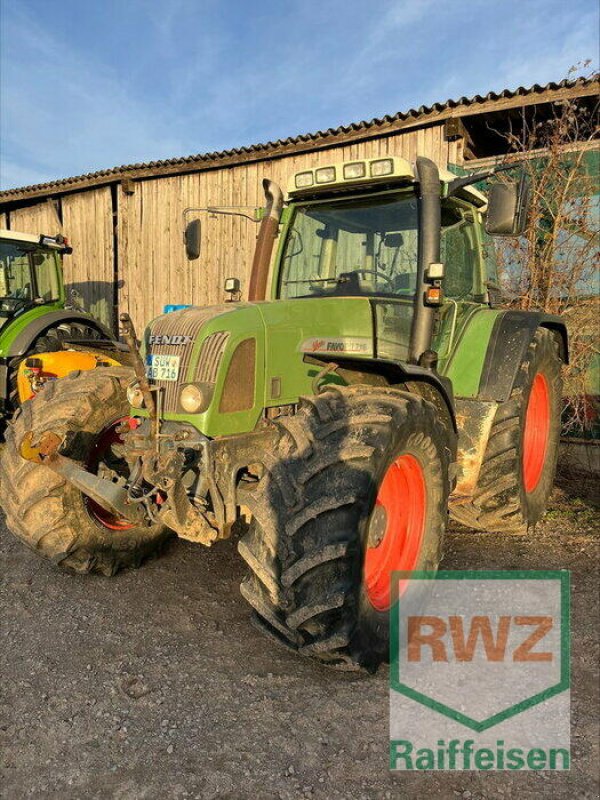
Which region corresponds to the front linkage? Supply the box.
[19,315,278,547]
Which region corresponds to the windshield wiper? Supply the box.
[282,277,337,285]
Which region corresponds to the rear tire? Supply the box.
[237,386,453,671]
[450,328,562,533]
[0,367,170,575]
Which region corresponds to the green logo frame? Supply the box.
[390,570,570,732]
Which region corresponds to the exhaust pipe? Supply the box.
[248,179,284,301]
[408,157,441,365]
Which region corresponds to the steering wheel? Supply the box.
[341,268,394,286]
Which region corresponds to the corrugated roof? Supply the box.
[1,75,597,202]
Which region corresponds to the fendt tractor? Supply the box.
[0,156,566,670]
[0,229,125,420]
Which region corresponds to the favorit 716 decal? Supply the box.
[299,336,373,356]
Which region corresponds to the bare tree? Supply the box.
[491,66,600,436]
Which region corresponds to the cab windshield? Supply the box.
[0,240,61,316]
[279,193,419,300]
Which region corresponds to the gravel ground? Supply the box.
[1,472,598,800]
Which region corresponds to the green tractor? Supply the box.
[0,228,121,419]
[0,156,566,670]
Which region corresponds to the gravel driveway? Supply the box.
[1,473,598,799]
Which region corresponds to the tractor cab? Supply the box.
[278,157,486,304]
[0,230,67,325]
[271,156,491,367]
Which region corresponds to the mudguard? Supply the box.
[477,310,568,403]
[5,310,115,358]
[305,353,457,434]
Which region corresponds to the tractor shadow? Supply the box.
[66,280,116,332]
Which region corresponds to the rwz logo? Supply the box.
[149,334,193,346]
[407,615,553,663]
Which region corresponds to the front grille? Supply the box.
[146,305,234,412]
[196,332,230,383]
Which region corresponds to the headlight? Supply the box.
[343,162,366,180]
[127,382,145,409]
[370,158,394,177]
[315,167,335,184]
[180,384,206,414]
[295,171,314,188]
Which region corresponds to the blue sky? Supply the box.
[1,0,598,190]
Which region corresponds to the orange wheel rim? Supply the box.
[364,454,427,611]
[522,372,550,494]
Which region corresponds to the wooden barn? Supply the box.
[0,76,597,334]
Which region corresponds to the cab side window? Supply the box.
[33,251,61,301]
[440,204,477,299]
[6,254,33,299]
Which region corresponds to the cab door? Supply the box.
[434,203,489,375]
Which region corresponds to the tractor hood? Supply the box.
[256,295,376,401]
[142,296,381,437]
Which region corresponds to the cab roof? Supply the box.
[0,229,64,249]
[288,156,487,207]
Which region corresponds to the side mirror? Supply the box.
[185,218,201,260]
[485,175,530,236]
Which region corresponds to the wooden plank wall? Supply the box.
[3,121,461,333]
[62,188,114,328]
[9,200,62,236]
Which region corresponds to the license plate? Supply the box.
[146,354,180,382]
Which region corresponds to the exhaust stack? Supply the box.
[248,179,284,301]
[408,157,442,365]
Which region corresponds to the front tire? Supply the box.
[0,367,169,575]
[238,386,454,671]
